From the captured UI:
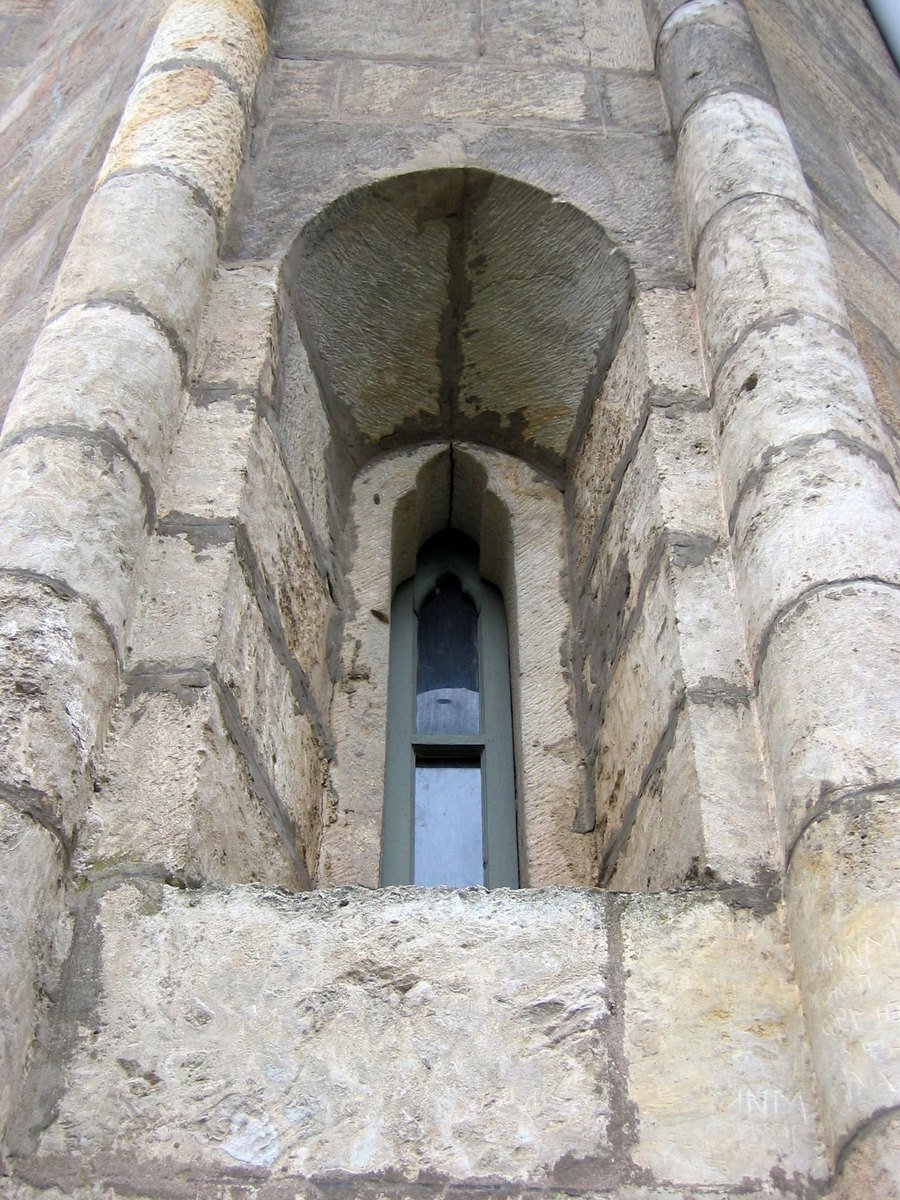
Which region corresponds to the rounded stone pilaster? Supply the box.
[656,0,900,1178]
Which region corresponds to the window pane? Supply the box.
[416,575,479,734]
[413,762,483,886]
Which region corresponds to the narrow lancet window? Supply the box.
[381,532,518,888]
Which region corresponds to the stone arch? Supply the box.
[281,167,635,483]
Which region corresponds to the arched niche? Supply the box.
[282,167,635,485]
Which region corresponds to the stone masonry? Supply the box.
[0,0,897,1197]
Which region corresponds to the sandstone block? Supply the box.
[79,685,306,889]
[238,419,334,713]
[193,262,279,397]
[99,66,246,228]
[678,91,814,254]
[758,582,900,846]
[0,807,65,1148]
[4,304,184,496]
[697,195,847,378]
[157,397,256,522]
[0,434,147,648]
[125,531,234,670]
[714,317,892,517]
[276,0,479,60]
[731,440,900,661]
[50,172,218,356]
[275,307,332,554]
[657,0,776,134]
[144,0,267,105]
[216,553,327,863]
[787,791,900,1156]
[483,0,653,69]
[622,893,825,1183]
[0,578,116,839]
[27,886,614,1184]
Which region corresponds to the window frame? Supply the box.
[380,537,519,888]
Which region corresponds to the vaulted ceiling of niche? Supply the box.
[286,168,634,480]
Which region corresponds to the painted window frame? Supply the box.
[380,535,519,888]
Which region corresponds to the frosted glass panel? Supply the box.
[413,762,483,886]
[416,575,479,734]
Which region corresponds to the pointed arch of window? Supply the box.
[380,531,519,888]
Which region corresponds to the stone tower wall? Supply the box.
[0,1,897,1196]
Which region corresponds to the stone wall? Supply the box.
[0,0,168,425]
[0,1,897,1196]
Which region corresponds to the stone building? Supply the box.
[0,0,898,1195]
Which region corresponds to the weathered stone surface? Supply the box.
[50,172,218,355]
[99,66,246,227]
[0,433,147,645]
[570,287,705,579]
[125,531,234,669]
[657,0,776,134]
[275,0,479,60]
[788,791,900,1157]
[697,194,847,377]
[156,397,256,522]
[714,316,892,517]
[483,0,653,69]
[239,419,334,714]
[144,0,267,104]
[831,1112,900,1200]
[26,885,614,1184]
[275,306,332,555]
[192,261,279,397]
[4,304,184,495]
[622,893,826,1182]
[731,440,900,662]
[0,577,116,837]
[677,91,814,253]
[758,582,900,847]
[0,806,65,1147]
[79,685,306,889]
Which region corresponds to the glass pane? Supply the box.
[416,575,479,734]
[414,762,483,887]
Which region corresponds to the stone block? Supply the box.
[657,0,776,134]
[0,577,116,838]
[483,0,653,69]
[0,433,148,647]
[4,304,184,496]
[696,194,847,378]
[26,886,614,1184]
[144,0,267,105]
[238,419,334,714]
[592,566,683,857]
[622,893,826,1183]
[603,700,704,889]
[79,685,305,889]
[276,308,332,554]
[758,582,900,846]
[125,531,234,670]
[731,440,900,662]
[831,1113,900,1200]
[193,262,279,398]
[788,790,900,1156]
[338,61,593,127]
[216,553,327,863]
[275,0,480,60]
[99,66,246,228]
[50,172,218,356]
[0,806,65,1147]
[157,397,256,522]
[677,91,814,254]
[714,316,891,517]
